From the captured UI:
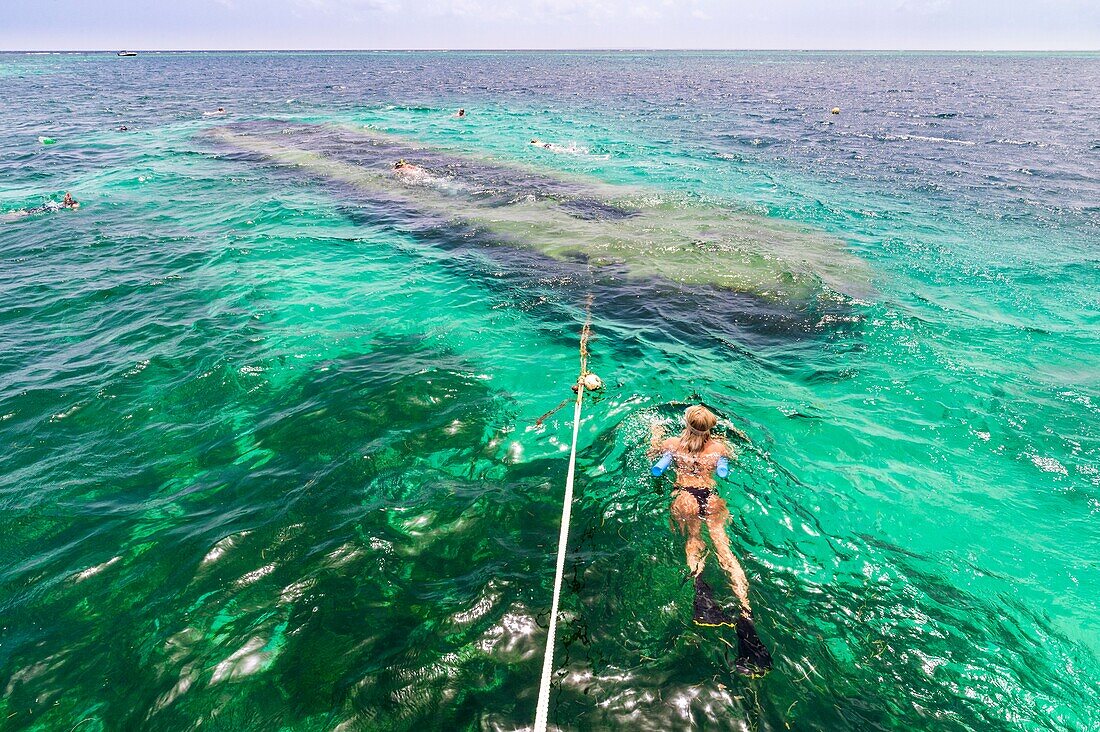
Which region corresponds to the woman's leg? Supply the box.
[704,497,752,617]
[670,491,706,576]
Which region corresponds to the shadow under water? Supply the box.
[205,123,873,314]
[334,202,860,353]
[205,122,869,350]
[0,336,543,730]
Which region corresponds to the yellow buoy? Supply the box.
[831,107,841,115]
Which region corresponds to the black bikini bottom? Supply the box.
[681,486,711,516]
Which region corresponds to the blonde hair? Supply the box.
[678,405,717,454]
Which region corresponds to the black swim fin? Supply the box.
[734,612,773,677]
[692,576,773,676]
[692,576,736,628]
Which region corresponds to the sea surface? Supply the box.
[1,51,1098,731]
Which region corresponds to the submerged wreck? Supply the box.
[209,122,871,332]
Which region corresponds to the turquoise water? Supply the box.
[1,51,1098,730]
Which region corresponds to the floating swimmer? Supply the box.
[3,192,80,221]
[203,107,227,117]
[650,405,772,676]
[529,138,588,155]
[392,159,465,193]
[393,158,430,182]
[456,108,466,118]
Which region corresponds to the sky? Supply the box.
[2,0,1098,51]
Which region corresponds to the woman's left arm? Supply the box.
[647,423,667,459]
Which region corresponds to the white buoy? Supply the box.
[583,373,603,391]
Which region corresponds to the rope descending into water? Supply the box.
[534,302,594,732]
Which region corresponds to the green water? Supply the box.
[1,51,1098,730]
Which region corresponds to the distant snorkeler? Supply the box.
[650,405,773,676]
[4,192,80,220]
[392,159,466,194]
[393,158,427,178]
[529,138,591,156]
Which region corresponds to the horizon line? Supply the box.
[5,47,1100,53]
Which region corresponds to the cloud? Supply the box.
[428,0,484,18]
[4,0,1096,51]
[628,5,661,21]
[893,0,952,14]
[422,0,701,23]
[290,0,401,15]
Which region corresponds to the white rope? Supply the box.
[534,377,585,732]
[535,306,592,732]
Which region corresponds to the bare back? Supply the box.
[660,436,729,489]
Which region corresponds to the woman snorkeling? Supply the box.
[650,405,772,676]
